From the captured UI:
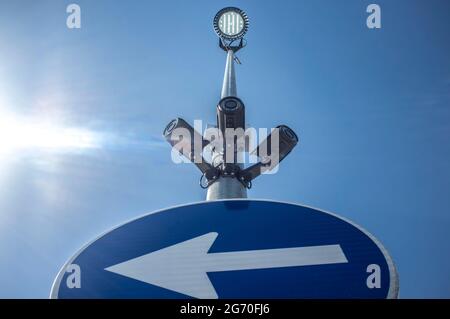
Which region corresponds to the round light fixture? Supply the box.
[213,7,249,41]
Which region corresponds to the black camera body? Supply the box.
[254,125,299,164]
[216,97,245,134]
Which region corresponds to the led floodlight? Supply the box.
[213,7,249,41]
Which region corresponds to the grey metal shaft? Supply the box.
[221,50,237,98]
[207,50,247,200]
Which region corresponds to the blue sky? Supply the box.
[0,0,449,298]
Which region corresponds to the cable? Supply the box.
[199,173,209,189]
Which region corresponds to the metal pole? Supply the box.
[221,50,237,98]
[206,50,247,200]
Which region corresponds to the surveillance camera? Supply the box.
[239,125,299,185]
[163,118,213,174]
[217,97,245,133]
[253,125,298,165]
[217,97,246,165]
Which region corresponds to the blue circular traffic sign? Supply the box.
[51,200,398,299]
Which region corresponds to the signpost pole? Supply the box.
[221,50,237,98]
[207,50,247,200]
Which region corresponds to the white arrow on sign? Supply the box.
[105,232,348,299]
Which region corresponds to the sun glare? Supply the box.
[0,112,100,154]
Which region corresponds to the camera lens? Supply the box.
[164,119,178,135]
[280,125,298,142]
[224,99,238,110]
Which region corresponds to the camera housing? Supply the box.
[238,125,299,186]
[253,125,298,165]
[216,97,246,165]
[163,118,213,174]
[216,97,245,133]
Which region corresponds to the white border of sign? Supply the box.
[50,199,399,299]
